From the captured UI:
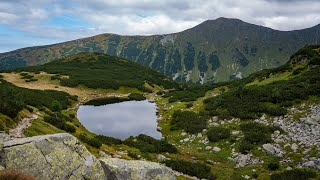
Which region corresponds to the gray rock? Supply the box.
[157,154,168,162]
[291,143,298,152]
[231,131,241,135]
[0,132,10,142]
[181,132,187,136]
[100,158,176,180]
[212,147,221,152]
[234,153,261,168]
[0,133,106,180]
[262,143,283,157]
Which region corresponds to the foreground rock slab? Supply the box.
[0,133,106,180]
[100,158,176,180]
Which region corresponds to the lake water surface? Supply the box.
[77,100,162,140]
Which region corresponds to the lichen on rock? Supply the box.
[100,157,176,180]
[0,133,106,180]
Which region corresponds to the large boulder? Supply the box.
[100,158,176,180]
[0,133,106,180]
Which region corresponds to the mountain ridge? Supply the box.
[0,17,319,83]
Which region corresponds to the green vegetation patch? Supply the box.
[239,122,281,153]
[124,134,178,153]
[20,53,178,92]
[164,159,215,179]
[207,127,231,142]
[0,80,73,119]
[170,110,207,134]
[270,169,316,180]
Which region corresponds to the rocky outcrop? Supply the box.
[0,133,106,180]
[100,158,176,180]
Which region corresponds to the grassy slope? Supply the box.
[17,52,178,91]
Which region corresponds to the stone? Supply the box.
[231,131,241,135]
[212,147,221,152]
[0,133,106,180]
[100,158,176,180]
[197,133,203,138]
[212,116,218,121]
[262,143,283,157]
[157,154,168,162]
[234,153,261,168]
[181,132,187,136]
[291,143,298,152]
[205,146,212,150]
[274,130,281,136]
[286,166,292,170]
[183,138,189,142]
[243,175,250,179]
[301,117,317,125]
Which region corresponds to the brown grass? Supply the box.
[0,169,35,180]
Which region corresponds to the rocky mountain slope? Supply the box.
[0,18,319,83]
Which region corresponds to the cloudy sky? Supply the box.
[0,0,319,53]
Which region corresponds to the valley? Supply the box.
[0,45,319,179]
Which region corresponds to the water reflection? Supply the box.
[77,100,162,140]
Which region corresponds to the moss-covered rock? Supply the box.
[100,158,176,180]
[0,133,106,180]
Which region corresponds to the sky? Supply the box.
[0,0,319,53]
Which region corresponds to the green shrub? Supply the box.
[94,135,122,146]
[20,72,29,77]
[164,160,214,179]
[239,122,275,153]
[124,134,178,153]
[79,134,102,148]
[207,127,231,142]
[309,56,320,65]
[43,114,76,133]
[127,151,139,159]
[65,124,76,133]
[26,106,34,113]
[268,162,280,170]
[164,84,214,102]
[186,103,193,108]
[239,140,254,154]
[0,80,71,118]
[270,169,316,180]
[128,93,146,101]
[170,110,207,134]
[51,74,61,80]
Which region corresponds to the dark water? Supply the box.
[77,100,162,140]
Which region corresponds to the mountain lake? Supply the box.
[77,100,162,140]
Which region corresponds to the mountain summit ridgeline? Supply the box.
[0,17,319,83]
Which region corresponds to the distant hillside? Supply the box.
[17,53,177,92]
[0,17,319,83]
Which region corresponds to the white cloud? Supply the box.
[0,0,319,52]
